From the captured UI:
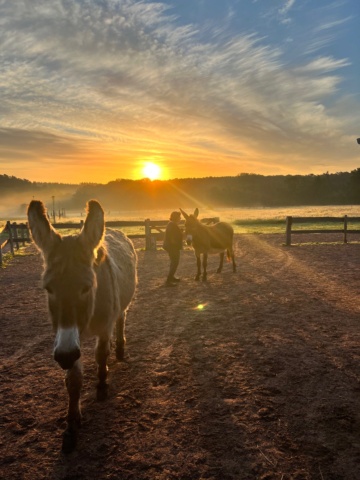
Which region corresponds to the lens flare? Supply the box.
[194,303,208,311]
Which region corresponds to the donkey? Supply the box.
[27,199,137,453]
[180,208,236,281]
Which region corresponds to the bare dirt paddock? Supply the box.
[1,233,360,480]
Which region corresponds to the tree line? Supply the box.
[1,170,360,214]
[69,170,360,210]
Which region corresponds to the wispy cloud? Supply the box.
[278,0,296,24]
[279,0,296,16]
[314,15,353,32]
[294,56,350,73]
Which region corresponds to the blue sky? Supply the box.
[1,0,359,183]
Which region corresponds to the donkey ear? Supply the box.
[179,208,189,220]
[194,208,199,218]
[27,200,61,254]
[79,200,104,252]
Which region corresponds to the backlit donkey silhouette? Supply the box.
[27,200,137,452]
[180,208,236,281]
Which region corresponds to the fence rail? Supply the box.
[0,221,32,266]
[285,215,360,245]
[0,217,219,266]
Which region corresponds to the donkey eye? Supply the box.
[44,285,54,295]
[81,285,92,295]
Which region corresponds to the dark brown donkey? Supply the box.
[27,200,137,452]
[180,208,236,281]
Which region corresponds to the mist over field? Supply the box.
[0,175,76,218]
[1,170,360,221]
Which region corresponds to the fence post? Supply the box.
[285,216,292,246]
[6,221,14,254]
[145,219,151,250]
[20,224,26,246]
[13,223,20,250]
[344,215,348,244]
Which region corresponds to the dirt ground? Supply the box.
[1,233,360,480]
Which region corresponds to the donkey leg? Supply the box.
[195,255,201,281]
[202,254,208,281]
[116,312,126,361]
[95,337,111,401]
[217,252,225,273]
[62,359,83,453]
[231,250,237,272]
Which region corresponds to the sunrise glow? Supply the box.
[142,162,162,181]
[1,1,359,184]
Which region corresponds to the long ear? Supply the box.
[194,208,199,218]
[79,200,104,252]
[179,208,189,220]
[27,200,61,255]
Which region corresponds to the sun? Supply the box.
[142,162,161,181]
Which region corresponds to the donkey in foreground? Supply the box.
[180,208,236,281]
[27,200,137,452]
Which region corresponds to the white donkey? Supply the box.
[27,199,137,452]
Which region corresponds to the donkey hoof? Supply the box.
[202,275,207,282]
[62,429,78,454]
[216,268,222,274]
[195,275,200,281]
[96,383,109,401]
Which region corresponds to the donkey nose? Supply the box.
[54,348,81,370]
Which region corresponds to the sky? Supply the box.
[1,0,359,184]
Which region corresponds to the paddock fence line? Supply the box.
[285,215,360,246]
[0,216,220,265]
[0,221,32,266]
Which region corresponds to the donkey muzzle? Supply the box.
[54,326,81,370]
[186,235,193,246]
[54,348,81,370]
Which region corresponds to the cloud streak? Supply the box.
[0,0,359,182]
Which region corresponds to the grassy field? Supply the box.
[1,205,360,236]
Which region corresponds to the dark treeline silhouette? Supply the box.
[1,170,360,215]
[0,174,76,216]
[68,170,360,210]
[0,174,33,191]
[0,174,77,191]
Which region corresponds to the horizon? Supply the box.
[2,166,360,187]
[1,168,360,219]
[1,0,360,183]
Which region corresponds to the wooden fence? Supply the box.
[0,217,219,266]
[0,221,32,266]
[285,216,360,246]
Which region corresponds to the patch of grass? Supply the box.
[233,219,285,234]
[232,218,360,235]
[0,244,34,268]
[0,251,14,268]
[286,240,360,247]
